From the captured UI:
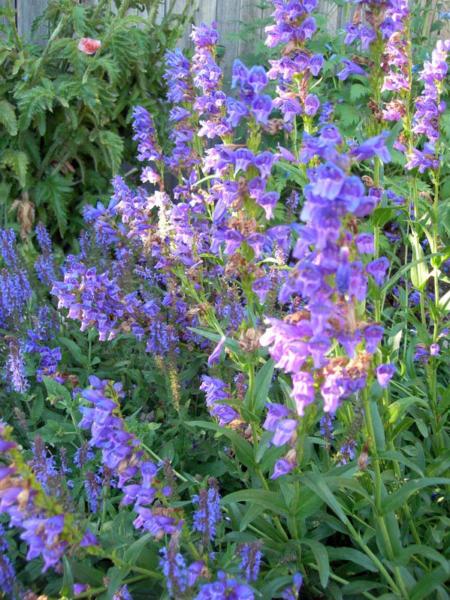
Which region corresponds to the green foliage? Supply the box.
[0,0,192,244]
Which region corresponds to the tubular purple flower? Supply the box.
[376,363,396,387]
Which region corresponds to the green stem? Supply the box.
[141,442,188,483]
[362,390,409,598]
[256,466,289,541]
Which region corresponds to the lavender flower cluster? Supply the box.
[406,39,450,171]
[0,421,94,572]
[0,228,61,393]
[259,127,395,475]
[79,376,181,539]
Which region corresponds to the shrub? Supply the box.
[0,0,192,246]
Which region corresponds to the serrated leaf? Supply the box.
[43,376,72,403]
[35,173,73,235]
[0,149,29,187]
[95,130,124,174]
[0,100,18,135]
[15,80,55,130]
[350,83,370,102]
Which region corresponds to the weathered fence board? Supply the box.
[16,0,48,39]
[1,0,448,57]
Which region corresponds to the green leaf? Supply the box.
[382,478,450,514]
[0,149,29,187]
[58,337,88,366]
[188,327,241,354]
[246,360,274,414]
[328,547,377,573]
[387,396,428,425]
[43,376,72,404]
[0,100,18,135]
[123,533,152,563]
[301,539,330,588]
[350,83,370,102]
[222,489,290,518]
[107,566,129,597]
[61,556,74,597]
[239,503,266,531]
[395,545,449,571]
[35,172,73,235]
[370,400,386,451]
[409,233,430,290]
[95,130,124,174]
[15,79,55,130]
[410,566,450,600]
[379,450,424,477]
[300,473,350,525]
[186,421,255,468]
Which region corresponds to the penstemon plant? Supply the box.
[0,1,449,599]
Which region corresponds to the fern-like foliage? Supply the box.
[0,0,193,245]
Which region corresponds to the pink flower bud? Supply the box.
[78,38,101,55]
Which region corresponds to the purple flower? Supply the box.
[282,572,303,600]
[351,132,391,163]
[376,363,396,387]
[271,454,296,479]
[234,149,254,175]
[272,419,297,447]
[304,93,320,116]
[5,338,28,393]
[195,571,254,600]
[208,335,226,367]
[263,403,290,432]
[337,59,367,81]
[355,233,375,254]
[430,343,440,356]
[0,524,16,597]
[252,94,273,124]
[339,439,357,465]
[35,223,57,285]
[364,325,384,354]
[132,106,162,162]
[247,66,268,93]
[366,257,390,285]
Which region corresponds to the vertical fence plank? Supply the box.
[0,0,11,30]
[238,0,262,58]
[16,0,49,41]
[195,0,217,26]
[216,0,240,76]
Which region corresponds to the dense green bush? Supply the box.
[0,0,192,246]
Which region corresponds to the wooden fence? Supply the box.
[0,0,447,73]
